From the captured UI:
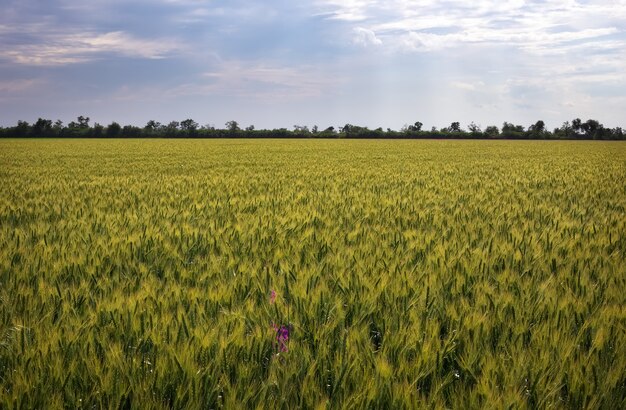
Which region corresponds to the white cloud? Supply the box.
[0,26,182,66]
[0,79,43,94]
[352,27,382,47]
[315,0,374,21]
[315,0,626,54]
[315,0,626,108]
[161,60,345,100]
[451,80,485,91]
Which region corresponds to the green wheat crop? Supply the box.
[0,139,625,408]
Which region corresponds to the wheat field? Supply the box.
[0,139,625,408]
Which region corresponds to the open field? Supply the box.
[0,139,625,408]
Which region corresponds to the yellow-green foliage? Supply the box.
[1,139,625,408]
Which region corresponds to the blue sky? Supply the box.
[1,0,625,130]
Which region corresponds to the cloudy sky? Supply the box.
[1,0,625,130]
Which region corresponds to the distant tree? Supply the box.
[225,120,240,132]
[572,118,582,134]
[77,115,90,128]
[32,118,53,137]
[580,119,601,139]
[4,115,621,139]
[143,120,162,137]
[106,122,121,138]
[528,120,546,138]
[272,128,290,138]
[405,121,422,132]
[164,121,180,137]
[293,125,310,134]
[449,122,462,132]
[338,124,374,137]
[339,124,354,134]
[556,121,573,139]
[66,116,90,136]
[122,125,141,137]
[180,119,199,131]
[468,122,481,135]
[92,123,104,138]
[145,120,162,131]
[15,120,30,137]
[502,122,525,137]
[484,125,499,138]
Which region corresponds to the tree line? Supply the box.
[1,117,624,140]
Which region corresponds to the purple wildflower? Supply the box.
[271,323,291,352]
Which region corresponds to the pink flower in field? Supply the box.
[269,289,291,353]
[278,326,289,352]
[271,323,291,352]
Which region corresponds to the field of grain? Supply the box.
[0,139,625,408]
